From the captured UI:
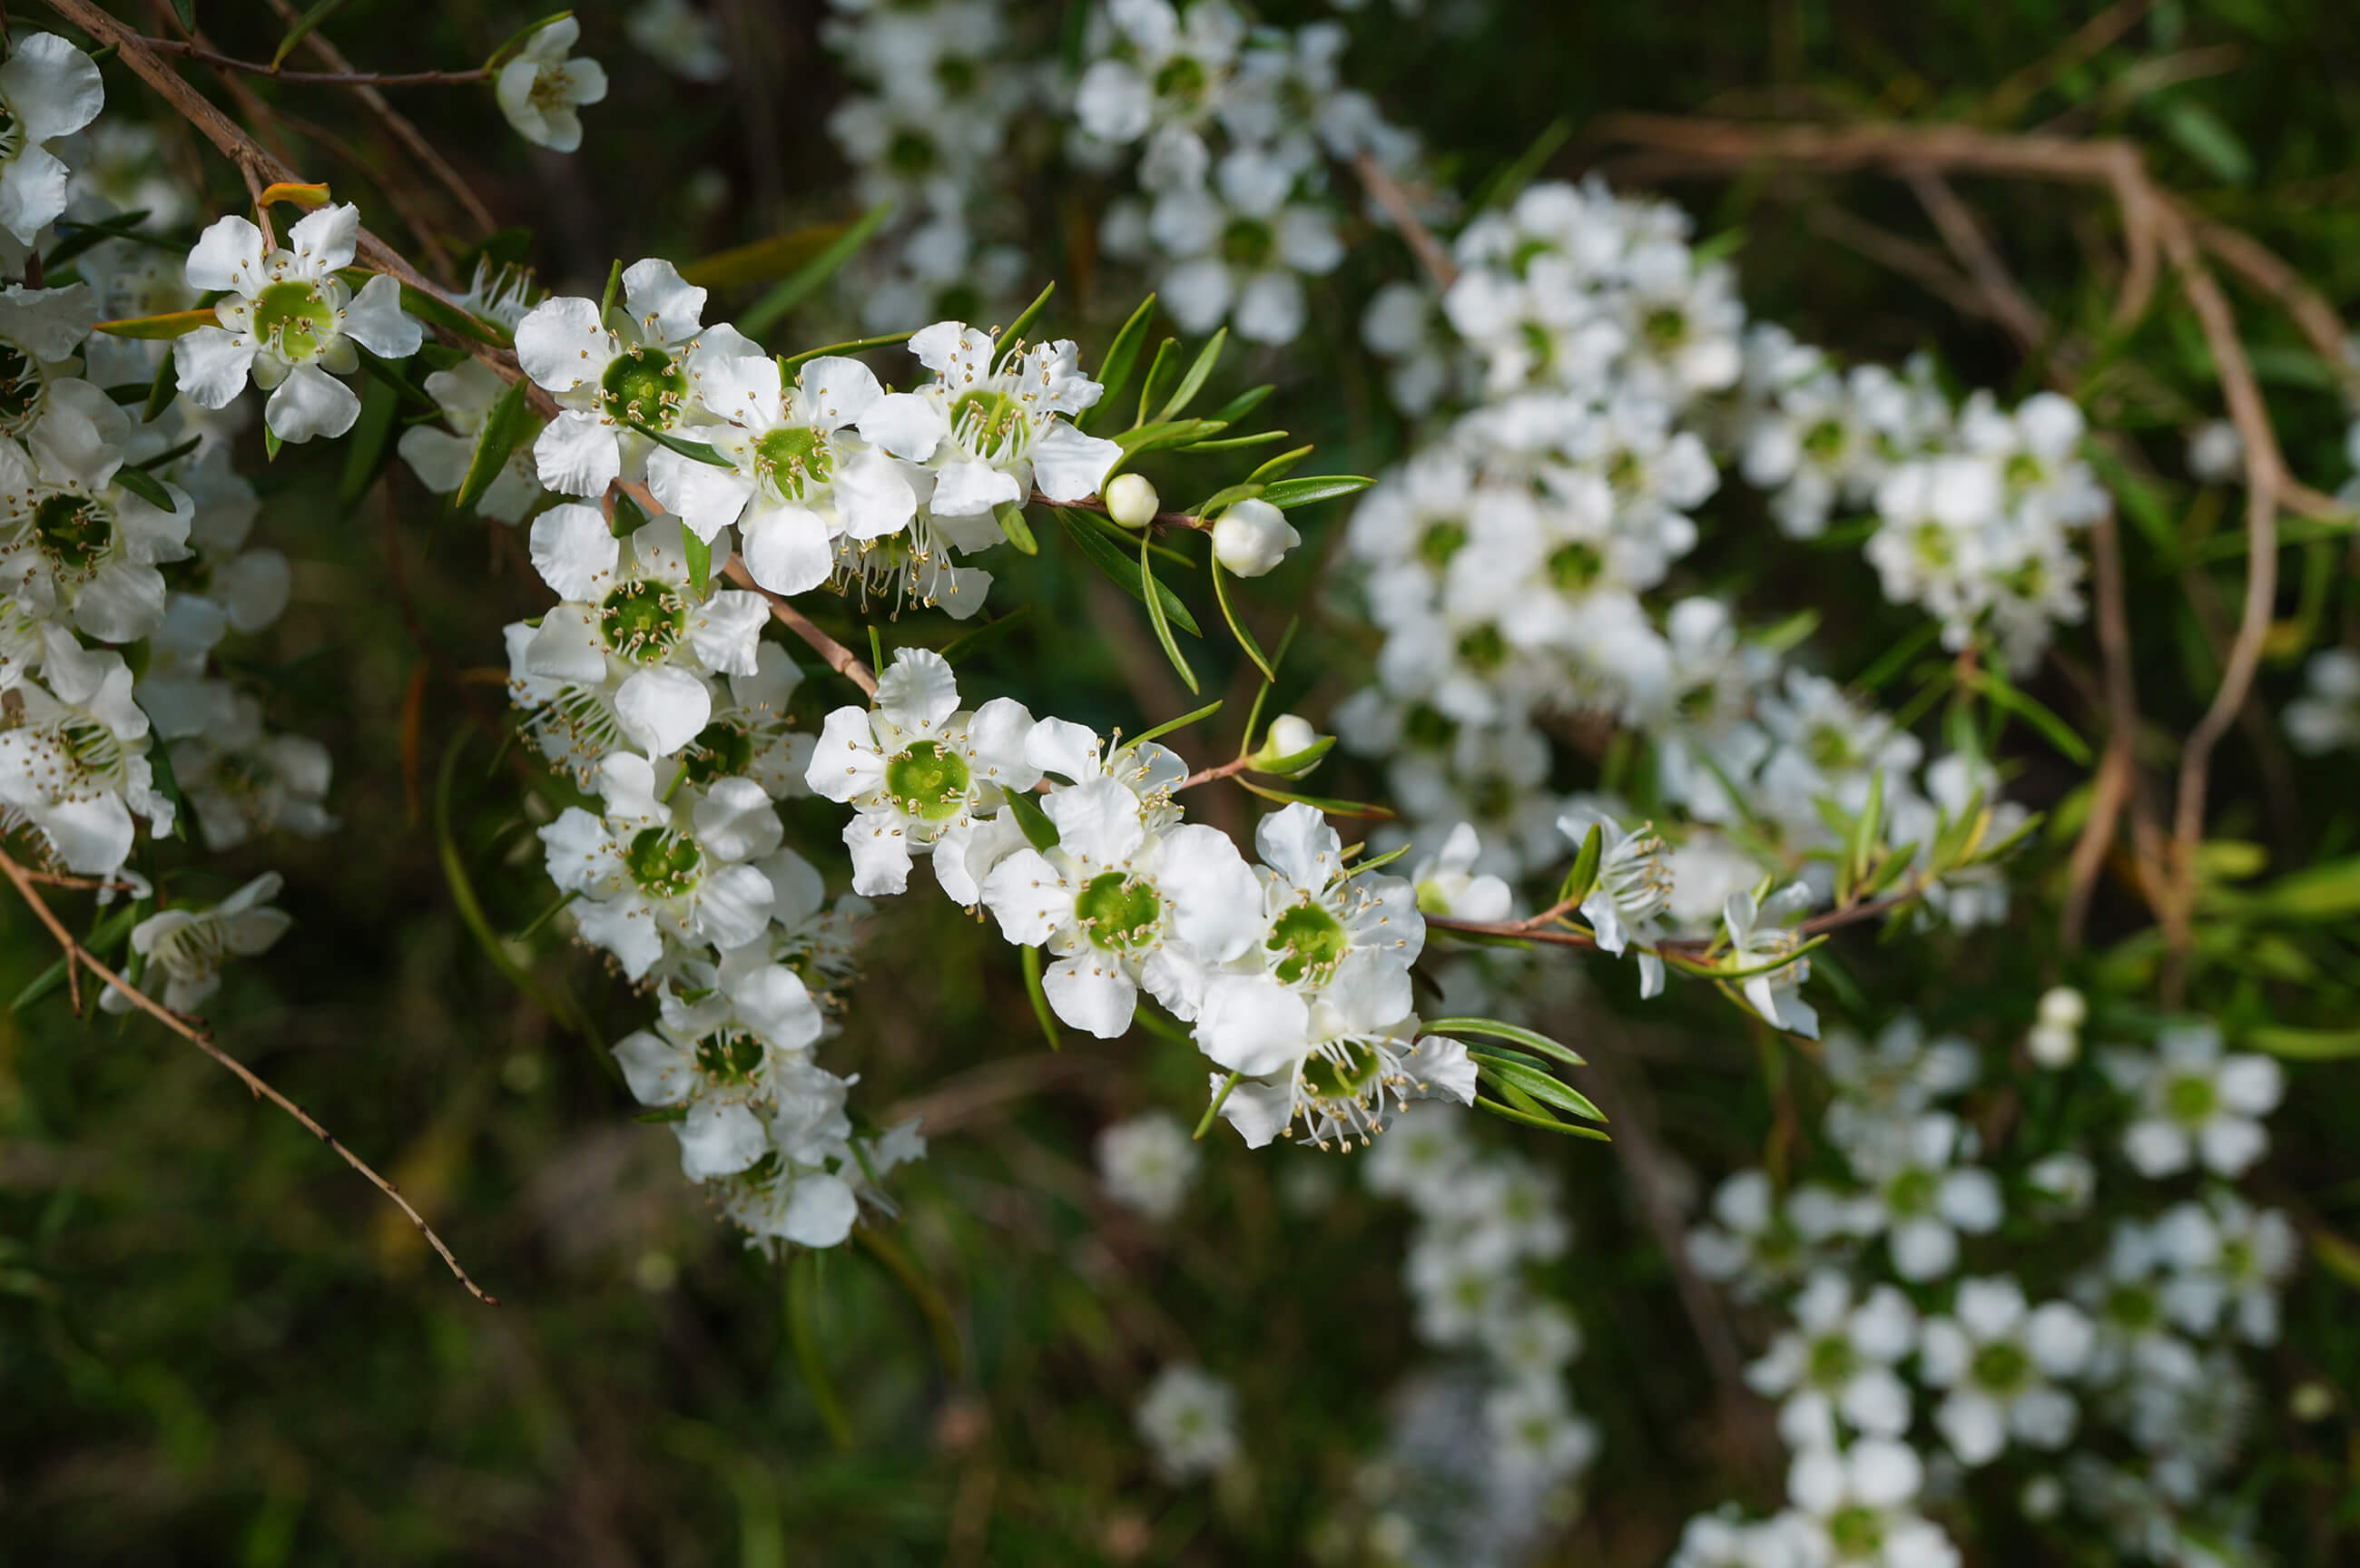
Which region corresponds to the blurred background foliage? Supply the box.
[6,0,2360,1562]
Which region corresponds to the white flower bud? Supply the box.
[2027,1022,2079,1069]
[1105,472,1160,528]
[1211,498,1300,578]
[1263,713,1317,760]
[2035,985,2086,1029]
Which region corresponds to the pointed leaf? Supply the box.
[456,376,534,514]
[1259,474,1372,508]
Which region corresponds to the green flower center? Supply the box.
[1913,522,1953,569]
[32,493,111,577]
[677,720,753,785]
[934,54,978,96]
[1548,541,1602,594]
[1808,1334,1855,1387]
[1829,1504,1884,1559]
[1643,306,1688,349]
[1971,1339,2031,1392]
[1418,519,1467,569]
[2108,1284,2158,1330]
[1221,217,1274,270]
[1468,773,1515,823]
[1308,1039,1383,1105]
[2005,452,2045,490]
[753,424,832,500]
[1807,723,1856,771]
[694,1028,764,1083]
[0,343,44,429]
[1152,54,1207,105]
[2166,1073,2217,1125]
[882,740,971,822]
[1402,701,1457,752]
[1267,900,1349,985]
[949,388,1026,459]
[1519,319,1556,373]
[600,579,688,662]
[1074,870,1161,951]
[1456,622,1507,673]
[1884,1166,1937,1218]
[886,128,937,177]
[601,346,690,429]
[1803,418,1846,464]
[251,279,336,364]
[624,827,702,897]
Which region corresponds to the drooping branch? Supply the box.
[0,845,498,1306]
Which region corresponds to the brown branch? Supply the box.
[1804,204,1991,325]
[0,845,497,1305]
[721,557,880,697]
[1035,490,1214,534]
[259,0,497,240]
[1901,166,2052,359]
[141,35,488,86]
[1353,151,1459,293]
[1177,755,1252,790]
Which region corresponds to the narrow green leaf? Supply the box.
[113,464,177,515]
[1210,555,1275,681]
[94,308,216,340]
[1087,295,1157,433]
[509,887,581,944]
[1244,443,1315,485]
[1254,735,1333,778]
[1236,779,1393,818]
[1426,1016,1588,1070]
[1138,533,1200,696]
[1053,507,1202,635]
[784,1255,853,1450]
[1155,328,1226,422]
[776,331,910,374]
[485,12,575,74]
[1259,474,1372,508]
[595,256,624,327]
[262,426,283,463]
[1205,383,1274,426]
[1192,482,1264,518]
[683,527,712,595]
[993,499,1038,555]
[634,1106,690,1123]
[1846,769,1885,896]
[1001,788,1059,852]
[620,416,732,469]
[173,0,198,28]
[1470,115,1573,212]
[399,283,512,348]
[456,377,535,514]
[1178,428,1294,455]
[741,201,896,340]
[1018,943,1063,1053]
[1131,701,1222,748]
[1134,338,1179,426]
[1477,1058,1607,1123]
[271,0,359,68]
[1115,417,1229,458]
[1964,669,2094,766]
[2246,1026,2360,1061]
[1474,1095,1612,1141]
[1558,823,1604,909]
[143,353,179,424]
[9,906,143,1014]
[993,280,1056,371]
[131,435,202,473]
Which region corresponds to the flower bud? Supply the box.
[1105,472,1160,528]
[1211,498,1300,578]
[2027,1021,2079,1069]
[1251,713,1327,774]
[2035,985,2086,1029]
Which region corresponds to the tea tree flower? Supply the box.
[1745,1270,1919,1441]
[1784,1439,1958,1568]
[1096,1111,1198,1220]
[1136,1363,1239,1483]
[1851,1111,2002,1282]
[1559,808,1671,995]
[863,320,1122,514]
[0,34,104,245]
[173,204,423,443]
[398,358,546,523]
[515,259,760,495]
[104,871,291,1015]
[612,976,824,1180]
[2106,1021,2284,1180]
[1918,1276,2094,1465]
[1721,883,1820,1039]
[0,378,192,642]
[496,17,609,152]
[0,626,172,873]
[807,648,1037,897]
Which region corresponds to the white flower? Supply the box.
[103,872,291,1016]
[1135,1363,1238,1483]
[1685,1169,1862,1298]
[1211,496,1299,577]
[2072,1219,2205,1388]
[1785,1438,1958,1568]
[496,17,609,152]
[613,972,825,1180]
[628,0,729,83]
[1851,1111,2002,1282]
[397,358,546,522]
[2286,649,2360,754]
[172,204,422,443]
[1408,821,1511,921]
[163,692,335,850]
[868,320,1121,513]
[1075,0,1245,147]
[654,352,908,577]
[1559,807,1671,995]
[1096,1111,1198,1220]
[1918,1276,2093,1465]
[0,282,100,435]
[2107,1021,2283,1179]
[519,508,766,760]
[983,775,1259,1038]
[0,379,192,642]
[537,750,778,980]
[1151,146,1342,344]
[2151,1191,2299,1347]
[1484,1382,1598,1487]
[0,34,104,244]
[1721,882,1819,1039]
[0,626,172,873]
[2187,418,2243,485]
[515,259,760,495]
[1745,1270,1919,1441]
[806,648,1037,897]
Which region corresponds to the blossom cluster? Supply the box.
[2,34,316,1007]
[1674,1014,2293,1566]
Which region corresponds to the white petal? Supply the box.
[875,647,960,730]
[1029,421,1122,503]
[527,502,620,599]
[980,848,1067,944]
[534,409,620,496]
[1216,1073,1294,1148]
[692,775,783,862]
[807,707,887,802]
[965,697,1040,791]
[1026,717,1104,783]
[855,391,948,462]
[740,503,835,594]
[612,1029,690,1105]
[648,446,754,541]
[287,203,361,277]
[777,1171,859,1248]
[183,214,267,295]
[1043,956,1139,1040]
[263,362,360,442]
[928,457,1023,517]
[833,445,919,541]
[615,665,712,756]
[523,603,608,683]
[516,296,613,393]
[1044,776,1147,867]
[676,1101,770,1180]
[621,258,705,345]
[1160,823,1264,963]
[1195,974,1310,1077]
[1254,802,1340,892]
[342,272,422,358]
[692,862,775,949]
[1,34,104,144]
[842,811,914,895]
[172,326,255,409]
[799,356,882,427]
[1936,1392,2007,1466]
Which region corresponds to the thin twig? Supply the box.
[141,36,487,87]
[1902,165,2054,361]
[0,845,498,1305]
[1035,490,1214,534]
[721,558,880,697]
[1177,755,1253,790]
[1353,152,1459,293]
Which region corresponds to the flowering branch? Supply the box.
[0,845,498,1306]
[137,36,489,87]
[1036,489,1214,534]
